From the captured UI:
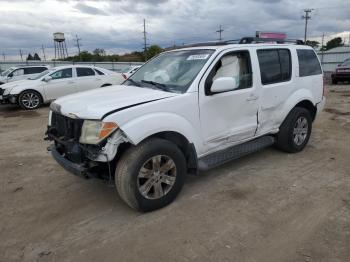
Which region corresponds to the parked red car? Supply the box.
[332,59,350,84]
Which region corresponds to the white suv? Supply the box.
[46,38,325,212]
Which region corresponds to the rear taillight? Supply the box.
[122,73,127,80]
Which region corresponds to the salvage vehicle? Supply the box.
[0,65,49,85]
[0,65,124,110]
[331,58,350,84]
[46,37,325,212]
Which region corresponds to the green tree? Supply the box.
[33,53,41,61]
[146,45,163,60]
[321,37,344,51]
[26,53,33,61]
[305,40,320,49]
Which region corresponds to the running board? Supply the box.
[198,136,275,171]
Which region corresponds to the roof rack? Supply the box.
[167,37,304,50]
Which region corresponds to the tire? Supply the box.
[332,79,338,85]
[115,138,186,212]
[275,107,312,153]
[18,90,42,110]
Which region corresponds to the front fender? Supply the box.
[118,112,202,150]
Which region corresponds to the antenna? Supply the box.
[302,9,314,42]
[216,25,224,41]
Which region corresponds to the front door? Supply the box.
[44,68,76,100]
[199,49,259,153]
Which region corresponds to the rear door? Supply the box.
[75,67,100,92]
[44,68,76,100]
[255,48,294,135]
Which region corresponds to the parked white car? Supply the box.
[0,65,124,109]
[0,65,49,85]
[46,38,325,212]
[122,65,142,79]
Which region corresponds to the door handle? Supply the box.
[246,95,259,101]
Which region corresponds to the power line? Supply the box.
[302,9,314,42]
[143,18,148,62]
[216,25,224,41]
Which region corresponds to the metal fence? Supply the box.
[317,50,350,72]
[0,61,144,73]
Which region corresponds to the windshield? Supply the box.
[341,60,350,66]
[29,69,52,80]
[126,49,215,93]
[1,67,15,76]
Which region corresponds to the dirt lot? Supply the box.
[1,85,350,262]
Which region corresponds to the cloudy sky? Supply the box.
[0,0,349,60]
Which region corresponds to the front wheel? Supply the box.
[18,90,42,110]
[115,138,186,212]
[275,107,312,153]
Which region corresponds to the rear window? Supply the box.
[257,49,291,85]
[76,67,95,77]
[297,49,322,77]
[24,67,47,75]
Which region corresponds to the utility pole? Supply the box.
[75,34,82,61]
[41,45,46,61]
[321,33,325,66]
[216,25,224,41]
[2,52,5,61]
[19,49,23,62]
[143,19,147,61]
[302,9,313,43]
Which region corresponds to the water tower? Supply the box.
[53,32,68,60]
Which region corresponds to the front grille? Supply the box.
[51,112,84,141]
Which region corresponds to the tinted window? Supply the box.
[77,67,95,77]
[257,49,291,85]
[50,68,73,79]
[297,49,322,77]
[94,69,105,75]
[24,67,47,74]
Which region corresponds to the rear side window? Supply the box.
[76,67,95,77]
[297,49,322,77]
[94,69,105,75]
[24,67,47,74]
[257,49,291,85]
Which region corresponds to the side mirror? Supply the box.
[43,76,52,82]
[8,73,13,78]
[211,77,237,93]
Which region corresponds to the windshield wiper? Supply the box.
[141,80,170,91]
[126,78,141,87]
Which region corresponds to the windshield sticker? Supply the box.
[187,54,210,60]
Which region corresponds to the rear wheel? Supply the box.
[115,138,186,212]
[18,90,42,110]
[332,78,338,85]
[275,107,312,153]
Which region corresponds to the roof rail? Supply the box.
[239,37,304,45]
[166,37,304,50]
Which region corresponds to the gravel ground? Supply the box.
[0,84,349,262]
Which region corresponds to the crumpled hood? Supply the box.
[0,79,38,94]
[54,85,177,120]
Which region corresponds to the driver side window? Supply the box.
[11,68,24,77]
[50,68,73,80]
[205,51,252,95]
